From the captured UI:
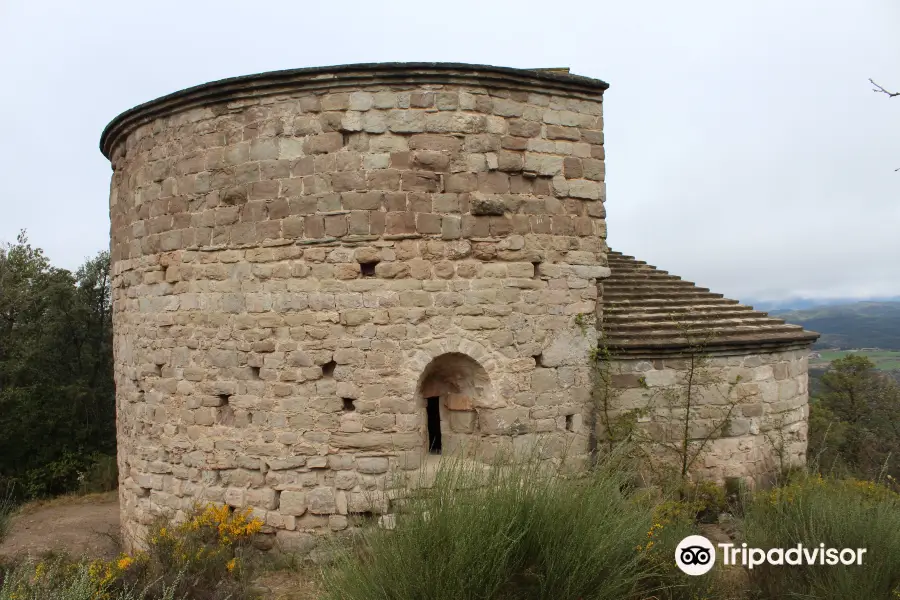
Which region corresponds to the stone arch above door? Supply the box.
[408,337,497,377]
[413,349,496,457]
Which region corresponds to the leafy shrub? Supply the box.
[3,452,119,503]
[113,503,262,600]
[324,452,690,600]
[0,503,263,600]
[1,558,104,600]
[743,475,900,599]
[687,480,727,522]
[0,557,188,600]
[18,452,90,499]
[77,454,118,495]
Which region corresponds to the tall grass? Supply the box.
[323,450,669,600]
[743,475,900,599]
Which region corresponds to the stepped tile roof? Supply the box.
[601,251,820,357]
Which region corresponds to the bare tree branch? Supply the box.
[870,78,900,98]
[870,79,900,170]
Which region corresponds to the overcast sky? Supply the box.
[1,0,897,304]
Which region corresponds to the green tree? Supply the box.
[0,231,115,498]
[810,354,900,479]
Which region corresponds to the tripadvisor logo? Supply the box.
[675,535,716,576]
[675,536,868,575]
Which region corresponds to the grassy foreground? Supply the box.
[321,454,709,600]
[2,455,900,599]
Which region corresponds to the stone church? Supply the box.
[99,62,818,550]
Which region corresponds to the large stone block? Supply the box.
[307,488,337,515]
[330,432,421,450]
[540,329,596,367]
[275,531,318,555]
[280,491,307,516]
[356,457,389,474]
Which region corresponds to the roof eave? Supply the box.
[602,330,820,359]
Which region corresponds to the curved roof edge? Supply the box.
[600,250,820,358]
[99,62,610,159]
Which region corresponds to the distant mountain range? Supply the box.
[766,301,900,350]
[745,296,900,312]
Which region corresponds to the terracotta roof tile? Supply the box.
[601,251,819,356]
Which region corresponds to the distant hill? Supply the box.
[747,296,900,312]
[772,301,900,350]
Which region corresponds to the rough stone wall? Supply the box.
[106,76,609,551]
[606,349,809,484]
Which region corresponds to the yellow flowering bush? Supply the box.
[0,503,264,600]
[178,503,263,545]
[839,477,900,502]
[129,503,263,597]
[634,521,663,553]
[758,474,899,509]
[87,553,142,597]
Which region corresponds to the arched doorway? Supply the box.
[415,353,493,457]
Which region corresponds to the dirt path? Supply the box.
[0,491,121,560]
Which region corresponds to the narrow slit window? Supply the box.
[426,396,442,454]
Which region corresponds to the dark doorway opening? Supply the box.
[426,396,442,454]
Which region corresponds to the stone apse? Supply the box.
[99,63,817,551]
